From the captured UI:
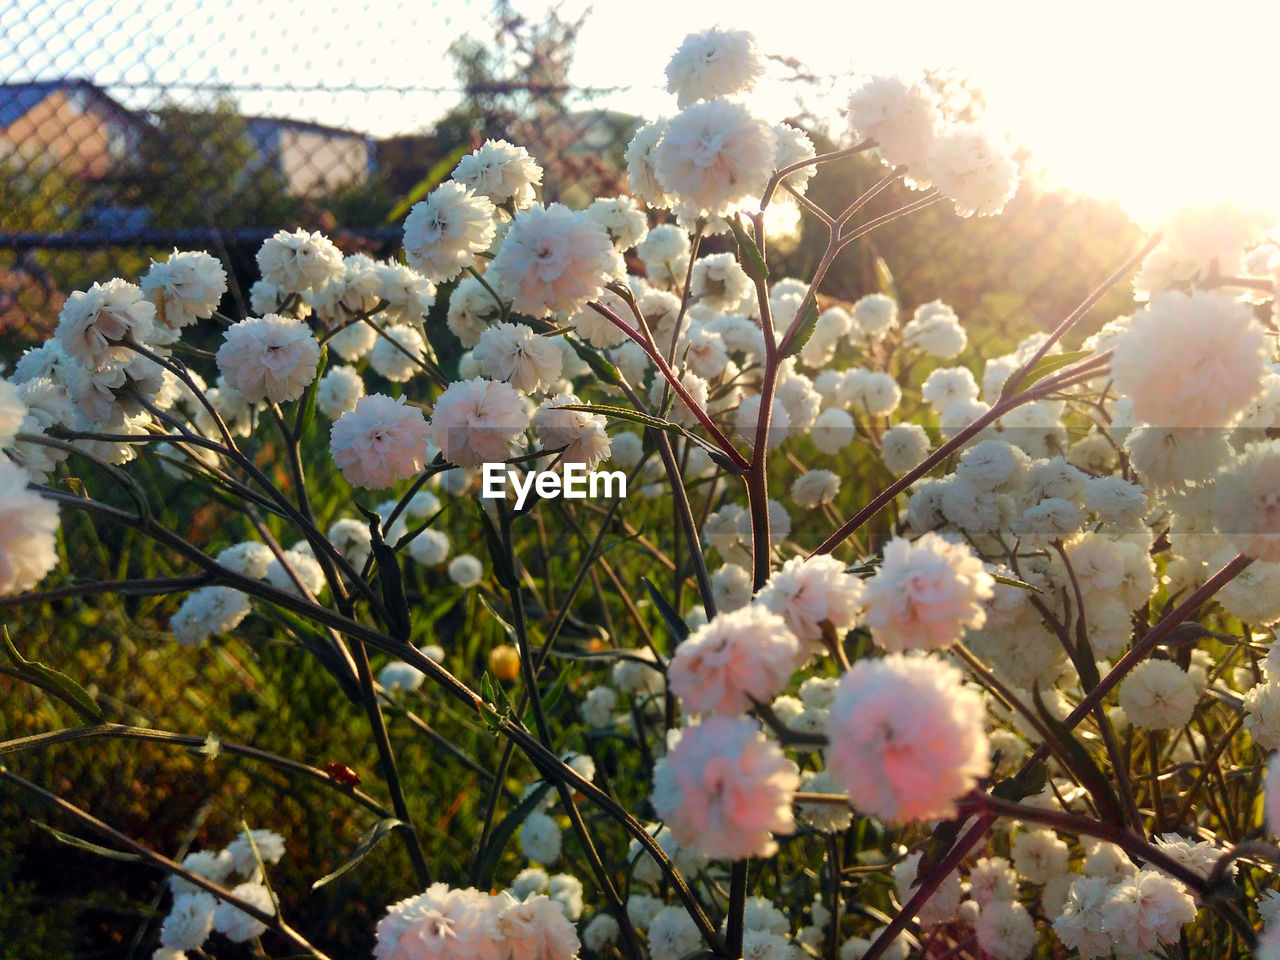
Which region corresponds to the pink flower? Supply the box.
[1110,289,1268,429]
[652,99,776,217]
[651,715,799,860]
[861,533,993,651]
[756,555,863,655]
[215,314,321,404]
[825,652,989,822]
[375,884,504,960]
[428,378,530,468]
[668,605,802,715]
[489,204,621,318]
[495,892,581,960]
[331,394,432,489]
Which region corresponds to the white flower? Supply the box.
[519,811,562,864]
[1053,875,1112,959]
[212,882,274,943]
[497,891,581,960]
[1085,475,1148,529]
[548,873,583,920]
[902,300,966,358]
[265,548,326,598]
[215,314,320,403]
[1245,681,1280,750]
[403,181,497,282]
[811,406,855,455]
[892,851,963,926]
[847,75,940,172]
[580,685,617,727]
[428,378,530,468]
[880,423,930,476]
[452,139,542,211]
[328,319,378,362]
[582,913,619,953]
[1111,289,1267,428]
[772,123,817,198]
[586,196,649,251]
[653,99,776,217]
[797,770,853,833]
[159,892,216,950]
[690,252,752,312]
[369,323,427,384]
[256,228,343,294]
[374,259,436,326]
[170,586,251,647]
[969,856,1018,905]
[490,204,621,319]
[141,250,227,333]
[448,554,484,588]
[851,293,898,340]
[757,554,862,652]
[737,394,791,450]
[169,849,234,897]
[0,459,60,596]
[225,828,285,876]
[315,364,364,419]
[1101,869,1197,956]
[636,225,690,289]
[975,900,1037,960]
[665,28,764,107]
[624,120,673,210]
[511,868,549,900]
[922,366,979,411]
[1010,828,1070,885]
[473,322,562,395]
[216,541,273,579]
[374,884,504,960]
[838,368,901,417]
[409,529,451,567]
[55,279,155,370]
[647,906,701,960]
[1117,658,1196,730]
[1213,441,1280,561]
[826,652,988,821]
[447,274,504,348]
[790,470,840,509]
[532,392,611,468]
[926,127,1019,218]
[313,253,382,327]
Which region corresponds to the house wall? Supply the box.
[277,127,368,195]
[0,89,129,179]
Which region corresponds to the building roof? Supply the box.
[243,114,375,143]
[0,78,142,131]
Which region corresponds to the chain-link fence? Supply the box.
[1,1,1140,352]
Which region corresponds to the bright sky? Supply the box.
[6,0,1280,226]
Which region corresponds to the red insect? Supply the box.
[322,762,361,787]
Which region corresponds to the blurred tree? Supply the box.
[110,98,301,230]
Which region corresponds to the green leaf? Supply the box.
[989,759,1047,803]
[782,301,820,360]
[3,627,103,722]
[1032,683,1125,825]
[552,402,681,434]
[873,255,897,300]
[32,821,142,863]
[993,573,1040,592]
[311,818,405,890]
[1007,349,1093,395]
[476,506,518,590]
[384,144,470,225]
[475,781,554,890]
[729,214,769,282]
[564,336,621,387]
[641,577,688,645]
[356,503,412,642]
